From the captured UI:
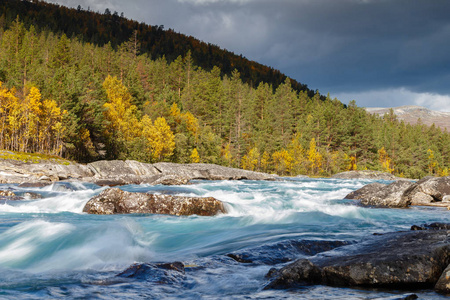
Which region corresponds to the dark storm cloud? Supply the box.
[45,0,450,110]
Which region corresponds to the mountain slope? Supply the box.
[366,106,450,132]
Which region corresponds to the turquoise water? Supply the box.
[0,178,448,299]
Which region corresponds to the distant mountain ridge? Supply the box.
[366,105,450,132]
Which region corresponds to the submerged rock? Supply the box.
[83,188,226,216]
[226,239,352,265]
[117,262,185,284]
[0,190,24,202]
[265,228,450,292]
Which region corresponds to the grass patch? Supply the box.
[0,150,73,164]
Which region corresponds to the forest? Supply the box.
[0,2,449,179]
[0,0,319,98]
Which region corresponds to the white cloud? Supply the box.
[334,88,450,112]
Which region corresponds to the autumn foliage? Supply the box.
[0,83,65,155]
[0,13,449,178]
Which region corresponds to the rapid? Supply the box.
[0,178,448,299]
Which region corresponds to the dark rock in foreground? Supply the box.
[345,176,450,208]
[411,222,450,231]
[83,188,226,216]
[265,228,450,293]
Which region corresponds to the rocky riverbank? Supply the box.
[331,170,408,180]
[264,223,450,294]
[0,159,277,185]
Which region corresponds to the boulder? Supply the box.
[345,181,414,208]
[83,188,226,216]
[402,176,450,207]
[345,176,450,208]
[265,229,450,291]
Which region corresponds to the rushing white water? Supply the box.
[0,178,448,299]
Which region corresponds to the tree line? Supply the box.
[0,18,449,178]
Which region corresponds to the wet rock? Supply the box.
[117,262,185,284]
[0,190,24,201]
[345,181,414,208]
[227,239,352,265]
[264,259,322,289]
[411,223,450,231]
[83,188,226,216]
[265,230,450,291]
[18,181,52,188]
[21,192,42,199]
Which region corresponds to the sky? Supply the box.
[45,0,450,112]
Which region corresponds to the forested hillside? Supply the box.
[0,0,318,98]
[0,3,449,178]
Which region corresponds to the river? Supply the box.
[0,178,448,299]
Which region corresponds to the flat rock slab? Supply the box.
[331,170,404,180]
[1,159,277,185]
[265,229,450,291]
[83,188,226,216]
[153,162,276,181]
